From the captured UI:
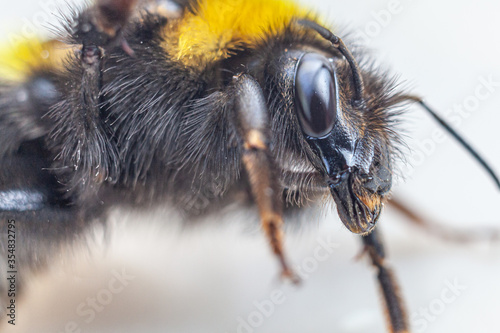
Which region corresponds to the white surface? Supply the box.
[1,1,499,332]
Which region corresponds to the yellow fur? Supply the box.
[163,0,317,68]
[0,1,319,77]
[0,39,68,82]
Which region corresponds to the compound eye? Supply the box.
[294,53,338,138]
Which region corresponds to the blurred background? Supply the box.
[1,0,499,332]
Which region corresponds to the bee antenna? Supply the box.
[400,95,500,190]
[297,19,365,106]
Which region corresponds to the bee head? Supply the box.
[292,50,393,235]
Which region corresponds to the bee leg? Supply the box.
[77,0,138,55]
[232,74,299,283]
[388,197,500,243]
[48,45,119,196]
[47,1,141,195]
[362,229,410,333]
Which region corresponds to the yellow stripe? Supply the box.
[164,0,318,67]
[0,39,69,82]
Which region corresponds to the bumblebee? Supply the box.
[0,0,498,332]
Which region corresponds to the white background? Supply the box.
[1,0,500,332]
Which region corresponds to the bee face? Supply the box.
[269,47,394,234]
